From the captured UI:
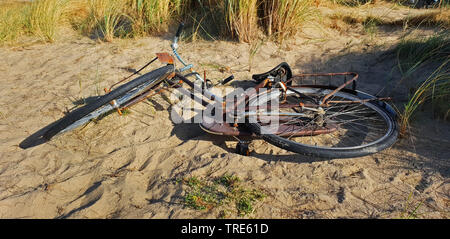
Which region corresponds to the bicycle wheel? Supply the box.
[246,86,398,158]
[42,64,174,140]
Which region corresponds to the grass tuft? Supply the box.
[396,30,450,77]
[224,0,259,43]
[395,31,449,135]
[129,0,181,37]
[27,0,68,43]
[182,173,266,217]
[399,191,424,219]
[82,0,132,42]
[398,59,450,135]
[216,173,241,187]
[262,0,315,43]
[0,4,27,44]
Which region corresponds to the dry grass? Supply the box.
[82,0,131,42]
[327,11,387,40]
[398,60,450,135]
[128,0,181,36]
[327,7,449,32]
[64,0,90,29]
[396,30,450,76]
[176,0,227,41]
[0,3,28,44]
[0,0,449,44]
[262,0,315,43]
[1,0,68,44]
[396,31,450,135]
[0,0,30,7]
[224,0,259,43]
[392,11,450,28]
[27,0,69,42]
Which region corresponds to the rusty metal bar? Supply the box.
[327,97,392,104]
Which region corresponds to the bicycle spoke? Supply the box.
[254,88,391,149]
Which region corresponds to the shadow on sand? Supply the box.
[19,95,103,149]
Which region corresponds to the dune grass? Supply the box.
[1,0,449,44]
[262,0,315,43]
[395,31,450,135]
[0,0,182,43]
[0,4,27,44]
[129,0,181,36]
[224,0,259,43]
[396,30,450,77]
[83,0,132,42]
[176,0,227,41]
[64,0,90,30]
[398,60,449,135]
[392,10,450,29]
[27,0,69,42]
[1,0,69,44]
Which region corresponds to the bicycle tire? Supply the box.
[246,86,398,158]
[43,64,174,140]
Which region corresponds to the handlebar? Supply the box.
[171,22,205,85]
[170,22,228,101]
[175,22,184,38]
[171,22,187,67]
[221,75,235,85]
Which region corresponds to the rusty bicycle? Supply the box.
[25,23,398,158]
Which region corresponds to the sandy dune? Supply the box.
[0,21,449,218]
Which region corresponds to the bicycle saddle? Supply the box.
[252,62,293,84]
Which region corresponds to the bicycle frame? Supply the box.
[109,23,393,138]
[17,22,397,158]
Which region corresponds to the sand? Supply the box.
[0,8,449,218]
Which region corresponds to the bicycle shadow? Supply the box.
[19,120,57,149]
[168,108,333,164]
[19,95,103,149]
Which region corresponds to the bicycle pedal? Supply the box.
[236,141,251,156]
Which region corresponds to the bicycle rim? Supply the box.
[246,86,398,158]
